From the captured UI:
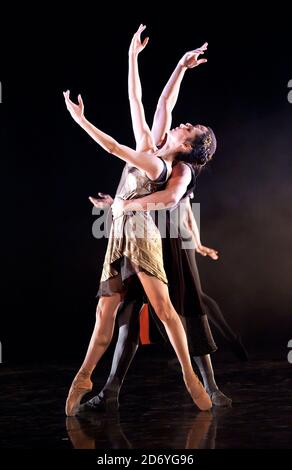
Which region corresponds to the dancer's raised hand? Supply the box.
[179,42,208,68]
[129,24,149,56]
[63,90,84,124]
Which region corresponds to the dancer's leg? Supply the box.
[65,294,121,416]
[137,272,212,411]
[79,294,121,374]
[78,299,142,412]
[103,299,142,392]
[193,355,232,407]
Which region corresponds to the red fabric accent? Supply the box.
[139,304,151,345]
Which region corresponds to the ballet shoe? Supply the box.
[184,373,212,411]
[77,391,119,414]
[208,389,232,407]
[65,372,93,417]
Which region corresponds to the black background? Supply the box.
[1,7,292,363]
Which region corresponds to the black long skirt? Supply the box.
[147,212,217,356]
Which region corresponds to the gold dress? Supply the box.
[97,158,171,297]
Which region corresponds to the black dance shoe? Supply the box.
[77,391,119,414]
[208,389,232,407]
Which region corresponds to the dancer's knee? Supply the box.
[96,333,110,348]
[96,295,120,319]
[152,298,176,324]
[95,301,104,319]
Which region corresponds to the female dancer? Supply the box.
[106,25,231,408]
[63,32,216,416]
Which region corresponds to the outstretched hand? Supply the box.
[196,244,219,260]
[129,24,149,56]
[179,42,208,69]
[89,193,114,208]
[63,90,85,124]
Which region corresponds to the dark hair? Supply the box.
[176,126,217,173]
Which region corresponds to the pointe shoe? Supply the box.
[78,391,119,414]
[65,373,93,417]
[184,374,212,411]
[208,389,232,407]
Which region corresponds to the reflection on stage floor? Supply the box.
[0,350,291,449]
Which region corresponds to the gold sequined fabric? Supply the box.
[98,161,171,294]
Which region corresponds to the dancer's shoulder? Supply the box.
[172,161,193,179]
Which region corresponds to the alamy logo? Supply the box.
[288,80,292,104]
[288,339,292,364]
[91,201,201,250]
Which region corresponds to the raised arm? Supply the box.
[63,91,163,180]
[128,25,156,152]
[151,43,208,146]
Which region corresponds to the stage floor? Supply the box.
[0,350,291,449]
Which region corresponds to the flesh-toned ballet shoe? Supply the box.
[184,374,212,411]
[65,372,93,417]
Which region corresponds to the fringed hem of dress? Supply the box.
[96,254,167,298]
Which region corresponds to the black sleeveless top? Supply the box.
[179,162,197,200]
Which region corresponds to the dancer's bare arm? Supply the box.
[128,24,155,152]
[184,200,219,259]
[111,162,191,215]
[151,43,208,146]
[63,91,164,180]
[88,26,154,211]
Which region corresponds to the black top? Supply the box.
[180,162,197,200]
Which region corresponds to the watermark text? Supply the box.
[288,339,292,364]
[91,201,201,249]
[287,80,292,103]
